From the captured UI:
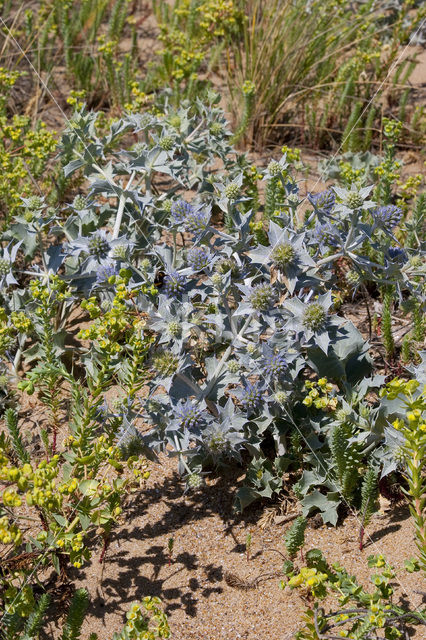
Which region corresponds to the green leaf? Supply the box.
[51,553,60,575]
[235,486,261,512]
[52,513,68,527]
[78,511,91,531]
[79,479,99,496]
[63,158,85,177]
[302,490,341,525]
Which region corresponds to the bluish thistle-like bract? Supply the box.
[302,302,327,332]
[313,222,340,248]
[307,189,335,215]
[88,233,111,259]
[171,200,193,223]
[271,242,296,268]
[17,101,423,522]
[384,246,408,268]
[184,207,210,235]
[372,205,402,230]
[0,241,21,288]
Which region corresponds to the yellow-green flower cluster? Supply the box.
[2,584,35,619]
[78,277,155,355]
[29,275,72,310]
[338,160,366,187]
[0,66,21,89]
[373,157,401,184]
[281,145,302,164]
[383,118,402,141]
[118,597,170,639]
[396,174,423,210]
[66,90,86,110]
[157,0,240,83]
[0,66,22,114]
[0,307,31,354]
[0,322,15,355]
[79,299,135,353]
[0,428,150,568]
[97,35,118,56]
[174,0,239,39]
[303,378,338,411]
[0,114,56,220]
[125,82,148,112]
[380,377,421,401]
[158,27,204,81]
[367,599,393,628]
[380,379,426,434]
[369,553,386,568]
[10,311,32,333]
[287,566,328,597]
[380,378,426,572]
[0,515,22,545]
[0,454,62,526]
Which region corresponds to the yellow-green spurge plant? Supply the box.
[0,273,157,630]
[380,377,426,572]
[283,550,426,639]
[1,589,170,640]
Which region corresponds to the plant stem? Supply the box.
[112,171,135,239]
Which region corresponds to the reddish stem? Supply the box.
[359,526,364,551]
[52,427,57,455]
[99,536,110,564]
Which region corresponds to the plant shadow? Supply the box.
[85,463,260,622]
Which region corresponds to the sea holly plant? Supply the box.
[0,98,424,526]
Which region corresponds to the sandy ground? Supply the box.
[37,453,424,640]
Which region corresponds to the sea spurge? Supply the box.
[287,566,328,597]
[303,379,337,411]
[382,378,426,571]
[113,597,170,639]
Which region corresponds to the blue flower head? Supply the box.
[171,199,210,235]
[313,221,339,248]
[171,200,193,223]
[308,189,336,215]
[88,232,111,260]
[163,270,187,297]
[184,208,210,235]
[384,247,408,268]
[96,263,118,284]
[188,246,211,271]
[372,205,402,230]
[263,352,287,378]
[240,381,263,413]
[176,399,204,430]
